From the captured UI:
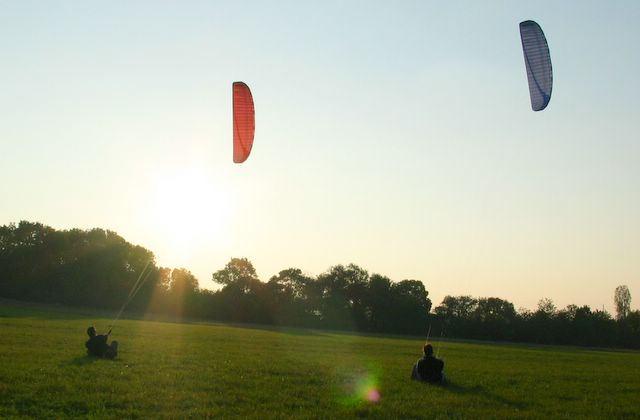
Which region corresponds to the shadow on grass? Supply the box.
[62,355,98,366]
[62,355,119,367]
[440,381,528,410]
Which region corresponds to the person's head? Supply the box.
[87,326,96,337]
[424,344,434,356]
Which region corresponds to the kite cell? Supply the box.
[233,82,255,163]
[519,20,553,111]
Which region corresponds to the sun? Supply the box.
[141,166,232,265]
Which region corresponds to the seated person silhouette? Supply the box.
[411,344,445,384]
[85,326,118,359]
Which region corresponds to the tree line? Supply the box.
[433,294,639,348]
[1,221,638,349]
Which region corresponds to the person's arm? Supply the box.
[415,359,424,381]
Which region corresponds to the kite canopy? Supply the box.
[519,20,553,111]
[233,82,255,163]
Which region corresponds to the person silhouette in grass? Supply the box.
[85,326,118,359]
[411,344,446,384]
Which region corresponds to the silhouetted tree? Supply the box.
[434,295,478,337]
[212,258,271,323]
[366,274,394,332]
[435,295,477,318]
[388,280,431,334]
[614,285,632,321]
[313,264,369,330]
[0,221,159,311]
[212,257,259,289]
[619,310,640,348]
[472,297,517,340]
[267,268,314,326]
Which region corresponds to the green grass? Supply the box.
[1,302,639,419]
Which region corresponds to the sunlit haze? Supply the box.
[1,1,638,313]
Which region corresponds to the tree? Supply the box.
[388,279,431,334]
[472,297,517,340]
[536,298,557,317]
[619,310,640,348]
[435,295,477,319]
[614,285,631,320]
[267,268,314,326]
[474,297,516,322]
[169,268,199,295]
[314,264,370,330]
[159,268,200,317]
[211,258,270,323]
[212,257,259,292]
[268,268,311,300]
[0,221,163,312]
[366,274,393,332]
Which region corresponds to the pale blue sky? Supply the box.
[1,1,639,312]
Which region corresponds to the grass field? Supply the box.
[1,302,639,419]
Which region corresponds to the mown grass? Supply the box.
[1,302,639,419]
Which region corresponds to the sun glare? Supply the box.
[141,167,233,265]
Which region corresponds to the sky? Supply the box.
[1,1,639,313]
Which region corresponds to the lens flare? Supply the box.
[366,388,380,403]
[341,369,381,405]
[357,373,380,403]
